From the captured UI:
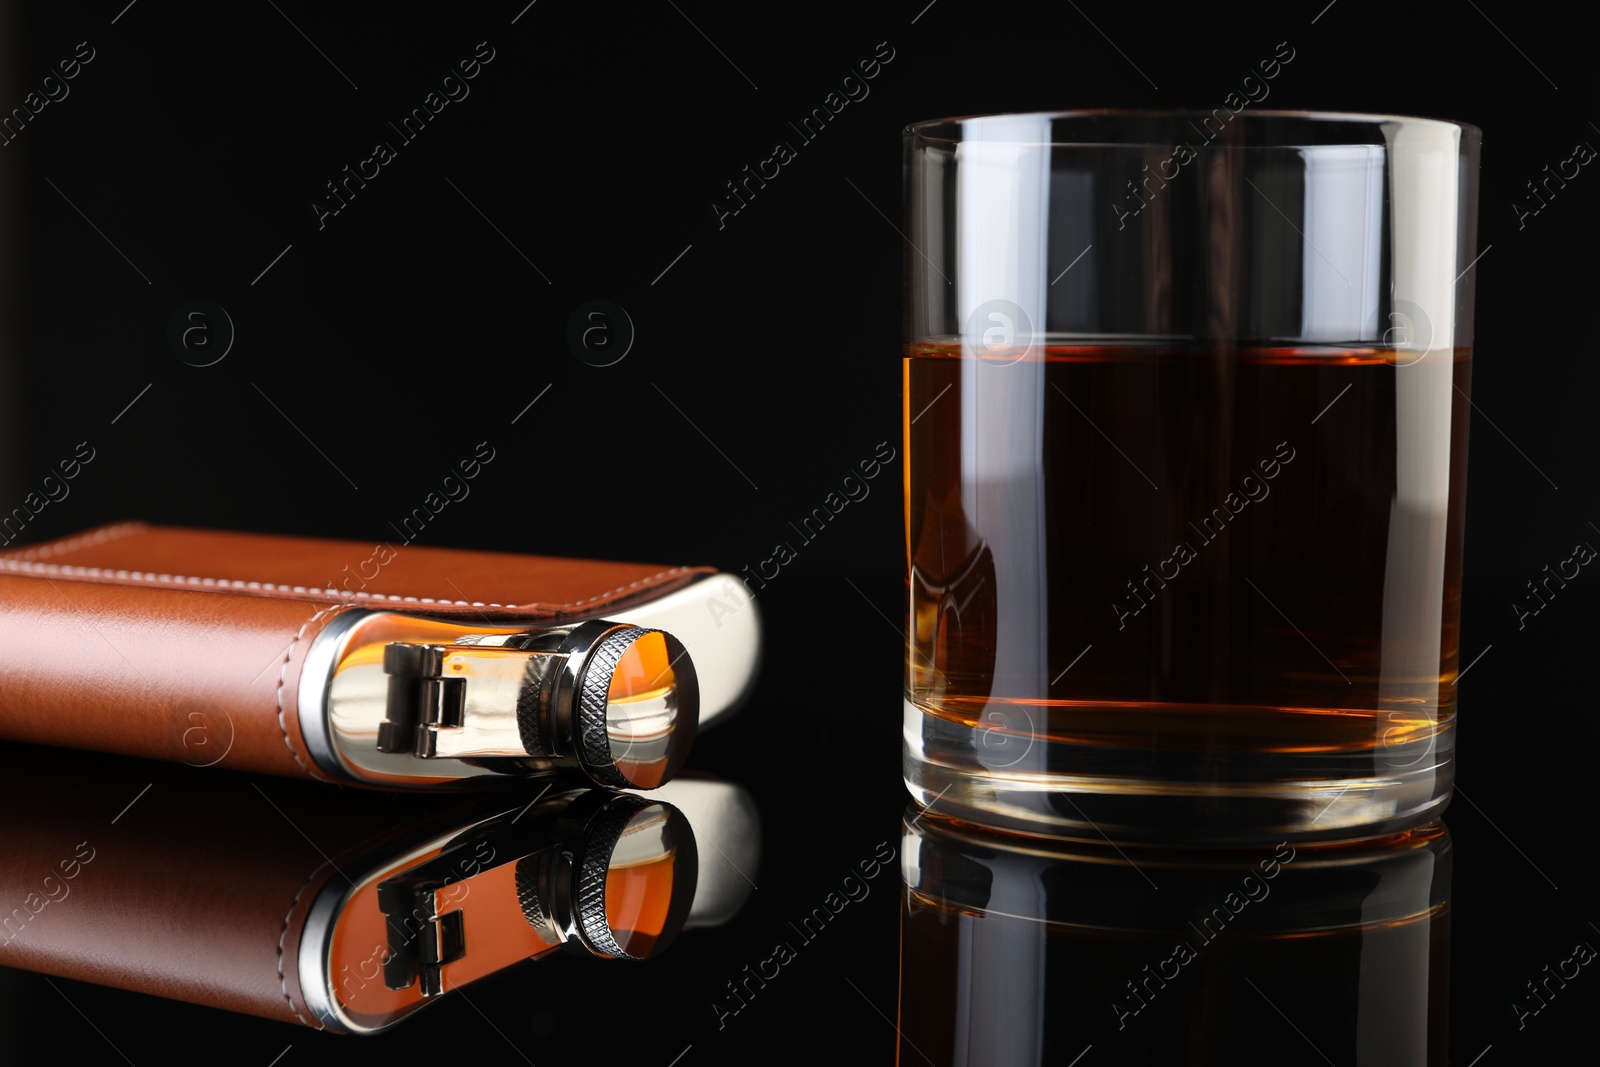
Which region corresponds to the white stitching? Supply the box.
[0,521,144,561]
[569,568,686,606]
[271,801,454,1032]
[0,557,693,609]
[275,865,325,1030]
[276,604,351,778]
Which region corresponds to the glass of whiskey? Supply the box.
[902,111,1482,841]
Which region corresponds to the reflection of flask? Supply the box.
[0,745,758,1035]
[899,808,1450,1066]
[909,536,1052,784]
[908,537,998,704]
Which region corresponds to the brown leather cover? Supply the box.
[0,744,507,1028]
[0,522,712,780]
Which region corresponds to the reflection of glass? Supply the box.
[903,112,1481,840]
[0,746,758,1034]
[898,806,1450,1066]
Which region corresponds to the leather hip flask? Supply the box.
[0,523,761,789]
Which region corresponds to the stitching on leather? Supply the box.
[276,864,325,1030]
[269,803,495,1032]
[276,604,352,778]
[0,557,693,610]
[0,521,144,561]
[565,567,687,606]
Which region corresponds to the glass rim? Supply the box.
[904,108,1481,146]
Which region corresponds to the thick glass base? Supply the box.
[903,698,1453,844]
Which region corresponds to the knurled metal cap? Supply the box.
[525,792,698,961]
[571,625,699,790]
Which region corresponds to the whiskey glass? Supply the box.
[903,111,1481,840]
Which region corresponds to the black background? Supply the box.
[0,1,1595,1063]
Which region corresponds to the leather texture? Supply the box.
[0,522,711,779]
[0,744,524,1028]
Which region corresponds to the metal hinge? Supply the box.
[377,643,467,756]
